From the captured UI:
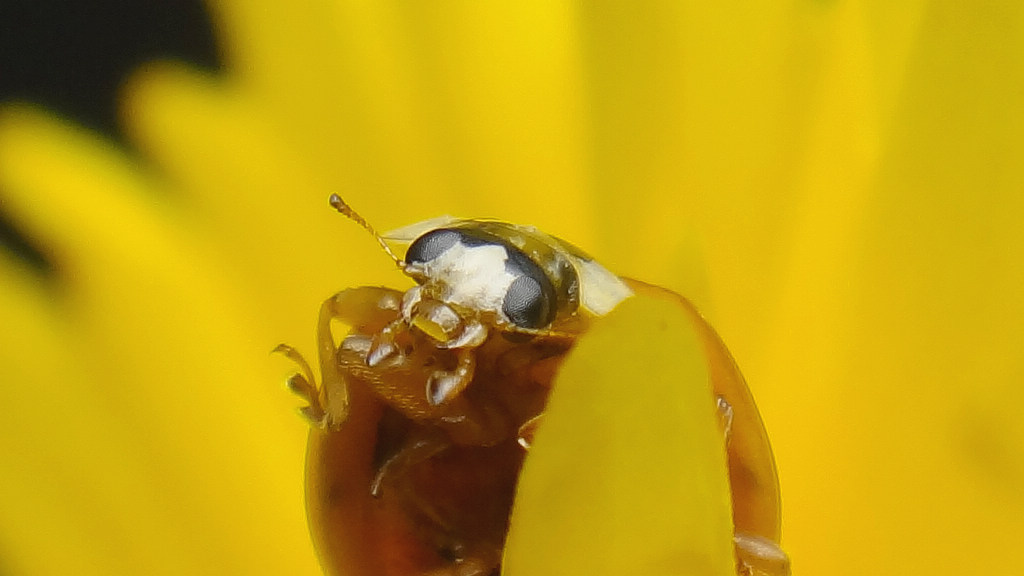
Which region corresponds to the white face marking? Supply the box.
[415,241,518,322]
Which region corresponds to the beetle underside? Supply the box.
[287,283,790,576]
[300,286,568,576]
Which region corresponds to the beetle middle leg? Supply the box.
[426,347,476,406]
[370,424,503,575]
[370,429,450,499]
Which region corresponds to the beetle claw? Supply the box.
[276,345,328,426]
[716,395,734,443]
[734,533,791,576]
[367,333,401,367]
[273,343,316,384]
[298,404,326,426]
[426,372,462,406]
[425,349,476,406]
[285,372,314,398]
[516,414,543,449]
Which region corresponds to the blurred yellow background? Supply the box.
[1,1,1022,574]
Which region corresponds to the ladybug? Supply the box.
[277,195,789,576]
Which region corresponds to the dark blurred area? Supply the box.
[0,0,222,278]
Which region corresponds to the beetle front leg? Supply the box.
[426,347,477,407]
[278,287,404,428]
[274,343,326,424]
[316,287,405,428]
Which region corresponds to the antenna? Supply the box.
[328,194,405,268]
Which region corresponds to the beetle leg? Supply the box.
[734,532,791,576]
[316,287,405,428]
[515,414,543,449]
[376,432,503,576]
[277,287,404,429]
[422,555,497,576]
[717,395,735,442]
[273,343,327,424]
[366,319,406,367]
[716,397,790,575]
[315,292,353,427]
[426,347,476,406]
[370,432,450,497]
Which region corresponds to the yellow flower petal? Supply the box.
[0,106,318,573]
[212,1,593,237]
[0,250,150,575]
[743,4,1024,574]
[122,61,395,348]
[505,294,734,576]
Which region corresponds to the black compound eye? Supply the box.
[502,274,553,329]
[405,229,461,264]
